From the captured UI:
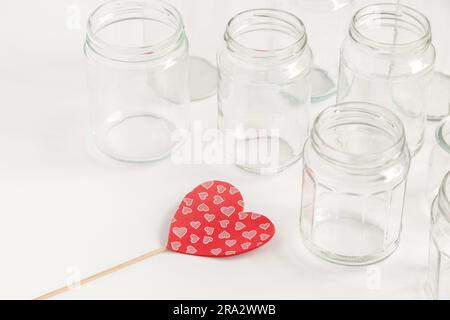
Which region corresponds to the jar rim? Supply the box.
[86,0,185,62]
[311,102,408,170]
[436,117,450,154]
[224,8,307,61]
[350,3,432,55]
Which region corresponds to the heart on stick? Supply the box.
[168,181,275,257]
[36,181,275,300]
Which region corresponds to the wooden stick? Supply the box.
[34,246,167,300]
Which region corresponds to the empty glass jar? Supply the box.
[337,4,435,156]
[427,172,450,300]
[427,117,450,206]
[300,102,411,266]
[217,9,313,174]
[85,0,190,162]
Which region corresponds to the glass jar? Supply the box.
[337,4,435,156]
[273,0,354,102]
[300,102,411,266]
[401,0,450,120]
[85,0,190,162]
[427,172,450,300]
[217,9,313,175]
[427,117,450,206]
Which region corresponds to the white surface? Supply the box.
[0,0,441,300]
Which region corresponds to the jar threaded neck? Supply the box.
[224,9,307,62]
[311,102,408,171]
[349,3,432,56]
[86,0,185,62]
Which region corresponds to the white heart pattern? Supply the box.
[213,195,225,205]
[182,207,192,215]
[217,185,226,194]
[172,227,187,239]
[225,240,237,247]
[198,192,208,200]
[186,246,197,254]
[221,206,235,217]
[219,220,230,228]
[211,248,222,256]
[190,221,201,229]
[203,236,213,244]
[219,231,231,239]
[198,203,209,212]
[229,186,239,195]
[235,222,246,231]
[239,212,248,220]
[204,214,216,222]
[171,242,181,251]
[190,234,200,244]
[204,227,215,236]
[242,230,257,240]
[259,223,270,231]
[183,198,193,206]
[260,234,270,241]
[251,213,261,220]
[201,181,214,189]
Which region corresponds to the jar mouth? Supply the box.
[350,3,432,55]
[436,117,450,154]
[311,102,407,169]
[86,0,184,62]
[224,9,307,61]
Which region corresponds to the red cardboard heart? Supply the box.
[167,181,275,257]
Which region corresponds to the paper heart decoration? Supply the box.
[167,181,275,257]
[36,180,275,300]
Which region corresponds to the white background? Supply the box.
[0,0,442,299]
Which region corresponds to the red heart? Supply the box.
[167,181,275,257]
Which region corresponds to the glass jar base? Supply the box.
[311,67,336,103]
[427,72,450,121]
[95,113,184,163]
[189,56,217,102]
[301,217,400,266]
[235,136,301,175]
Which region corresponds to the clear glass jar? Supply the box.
[300,102,411,266]
[273,0,354,102]
[217,9,313,175]
[401,0,450,120]
[427,172,450,300]
[337,4,435,156]
[85,0,190,162]
[427,117,450,206]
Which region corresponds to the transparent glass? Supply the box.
[273,0,354,102]
[337,4,435,156]
[427,118,450,206]
[427,172,450,300]
[217,9,313,175]
[85,0,190,162]
[401,0,450,120]
[300,102,411,266]
[169,0,221,101]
